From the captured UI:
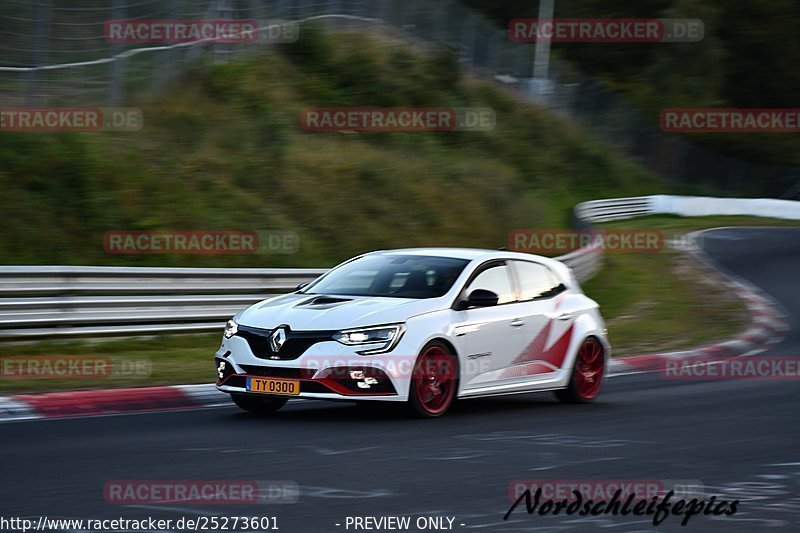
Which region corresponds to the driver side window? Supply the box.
[464,264,516,305]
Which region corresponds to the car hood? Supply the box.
[236,293,446,330]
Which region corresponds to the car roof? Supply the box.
[371,247,563,266]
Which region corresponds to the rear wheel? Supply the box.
[408,341,459,418]
[554,337,605,403]
[231,393,288,414]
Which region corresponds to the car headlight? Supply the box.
[332,324,406,355]
[223,319,238,339]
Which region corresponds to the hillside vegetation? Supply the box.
[0,28,664,267]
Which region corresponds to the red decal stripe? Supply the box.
[502,321,574,378]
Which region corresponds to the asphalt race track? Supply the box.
[2,227,799,533]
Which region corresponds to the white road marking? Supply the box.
[304,445,382,455]
[126,504,221,515]
[528,455,623,471]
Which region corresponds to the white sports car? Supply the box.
[215,248,609,417]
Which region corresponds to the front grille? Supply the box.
[301,382,332,394]
[219,375,247,388]
[236,324,336,360]
[236,327,273,356]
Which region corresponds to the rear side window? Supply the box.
[512,261,564,301]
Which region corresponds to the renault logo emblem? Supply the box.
[270,327,288,353]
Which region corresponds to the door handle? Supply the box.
[554,312,572,321]
[509,319,525,328]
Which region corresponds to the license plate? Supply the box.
[246,377,300,395]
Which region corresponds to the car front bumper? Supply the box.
[214,335,417,402]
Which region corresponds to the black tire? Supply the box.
[554,337,605,403]
[407,340,459,418]
[230,393,288,414]
[553,384,584,404]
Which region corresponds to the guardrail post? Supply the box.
[109,0,126,105]
[28,0,52,106]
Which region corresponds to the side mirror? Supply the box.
[296,282,309,292]
[463,289,499,309]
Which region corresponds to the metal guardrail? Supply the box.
[0,266,326,338]
[560,195,659,281]
[0,253,601,339]
[559,245,603,283]
[574,196,654,223]
[5,195,795,340]
[0,198,645,339]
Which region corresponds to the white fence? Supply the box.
[576,195,800,223]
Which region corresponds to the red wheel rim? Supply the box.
[413,346,457,415]
[575,338,604,399]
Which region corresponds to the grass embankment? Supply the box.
[0,28,664,267]
[1,29,791,392]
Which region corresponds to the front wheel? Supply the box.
[231,393,288,414]
[408,341,459,418]
[554,337,605,403]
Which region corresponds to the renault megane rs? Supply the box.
[215,248,609,417]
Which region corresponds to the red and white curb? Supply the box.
[0,232,790,422]
[0,384,229,422]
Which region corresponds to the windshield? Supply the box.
[304,254,470,299]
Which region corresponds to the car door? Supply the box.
[488,260,572,384]
[452,261,532,390]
